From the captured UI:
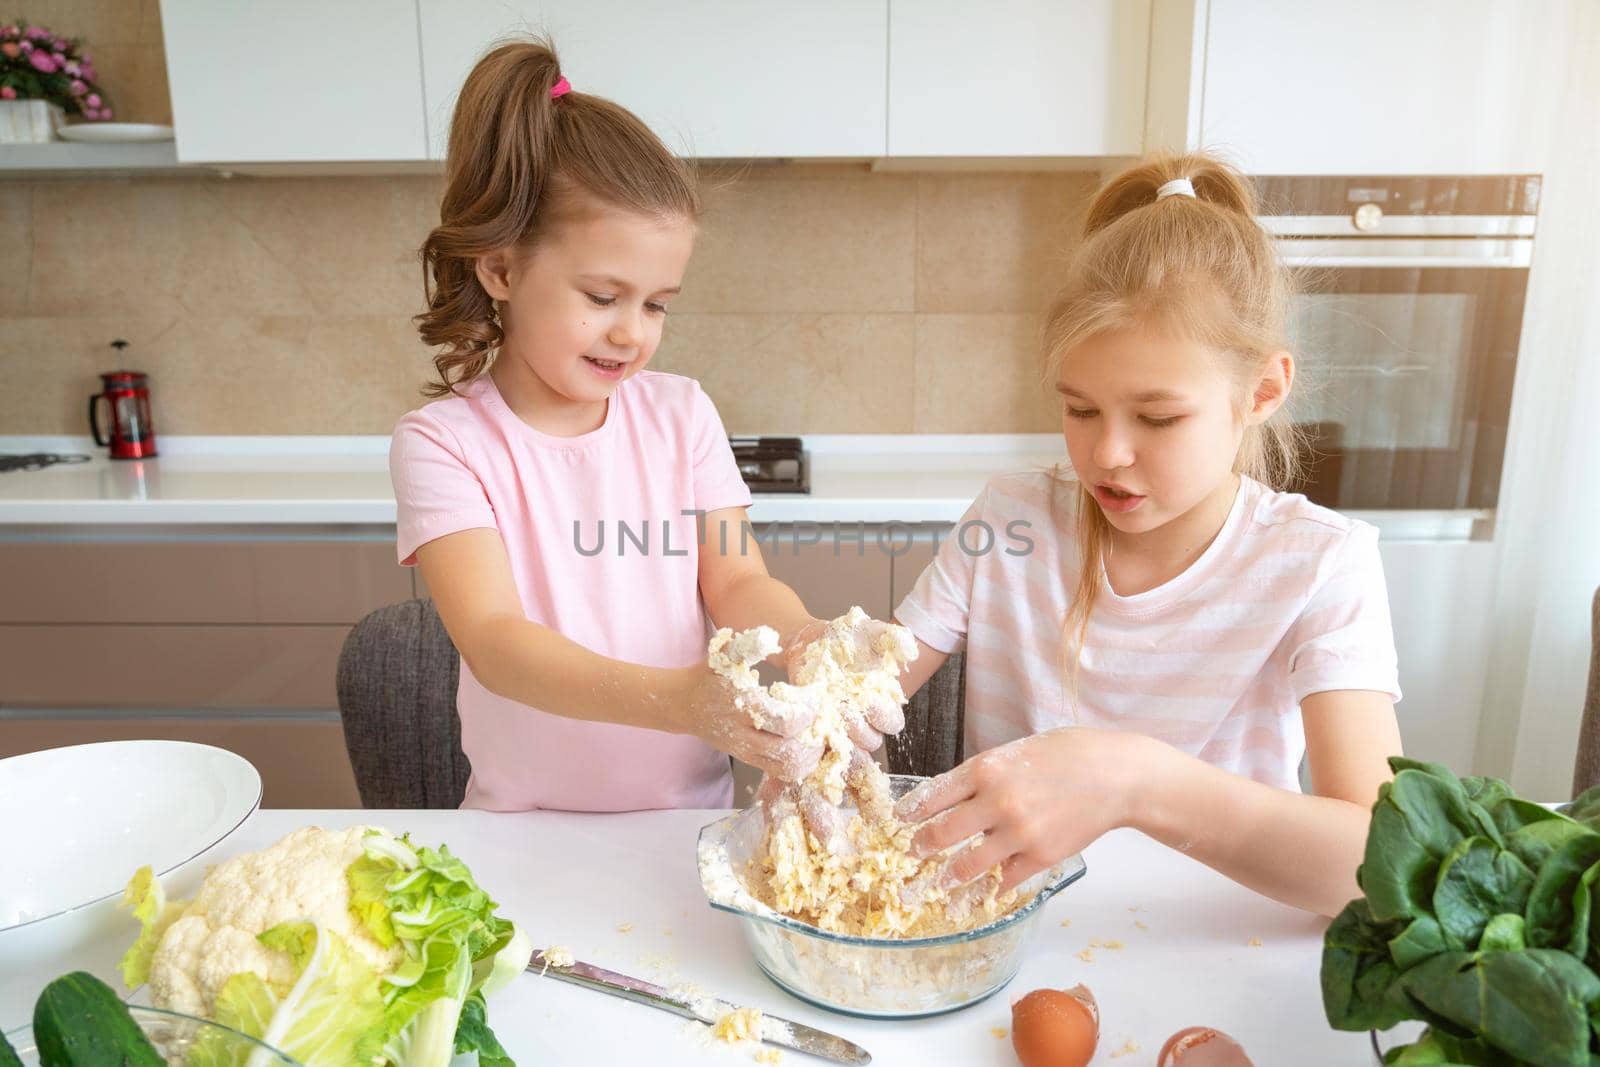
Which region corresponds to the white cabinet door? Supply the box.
[1200,0,1576,175]
[160,0,427,163]
[418,1,888,160]
[887,0,1150,157]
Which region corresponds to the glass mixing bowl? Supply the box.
[697,774,1087,1018]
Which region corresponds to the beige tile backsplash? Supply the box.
[0,4,1098,435]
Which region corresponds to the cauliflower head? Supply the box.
[146,826,404,1016]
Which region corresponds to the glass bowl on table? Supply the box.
[4,1004,301,1067]
[697,773,1088,1018]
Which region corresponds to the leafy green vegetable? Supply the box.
[121,829,529,1067]
[1324,759,1600,1066]
[346,832,532,1067]
[117,867,189,990]
[453,993,514,1067]
[0,1026,20,1067]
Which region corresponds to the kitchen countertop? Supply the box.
[0,435,1065,529]
[11,806,1403,1065]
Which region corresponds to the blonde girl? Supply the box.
[892,153,1403,917]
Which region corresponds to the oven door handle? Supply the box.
[1276,237,1532,268]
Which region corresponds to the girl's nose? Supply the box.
[1091,425,1134,472]
[608,306,643,349]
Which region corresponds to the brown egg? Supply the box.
[1157,1027,1256,1067]
[1010,985,1099,1067]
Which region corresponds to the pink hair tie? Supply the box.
[550,76,572,100]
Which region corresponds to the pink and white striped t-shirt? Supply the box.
[894,471,1401,792]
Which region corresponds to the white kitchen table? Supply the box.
[124,808,1392,1067]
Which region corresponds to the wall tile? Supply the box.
[916,172,1097,314]
[0,185,32,317]
[655,313,915,434]
[912,314,1060,433]
[677,171,917,314]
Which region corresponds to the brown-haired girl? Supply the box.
[891,153,1404,916]
[390,40,899,812]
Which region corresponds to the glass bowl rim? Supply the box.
[4,1003,304,1066]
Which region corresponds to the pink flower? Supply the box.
[0,42,18,58]
[80,49,91,63]
[51,51,64,63]
[99,107,113,120]
[23,26,46,39]
[17,39,31,52]
[86,92,101,108]
[64,60,79,75]
[0,86,15,101]
[0,25,16,40]
[69,79,86,96]
[26,50,55,73]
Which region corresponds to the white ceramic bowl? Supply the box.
[0,741,260,1028]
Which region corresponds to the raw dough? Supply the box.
[706,608,1019,938]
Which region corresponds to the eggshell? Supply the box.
[1010,985,1099,1067]
[1157,1026,1256,1067]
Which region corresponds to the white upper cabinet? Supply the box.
[1196,0,1577,175]
[418,1,888,160]
[887,0,1150,157]
[159,0,428,163]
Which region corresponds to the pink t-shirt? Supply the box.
[894,471,1401,792]
[389,371,751,812]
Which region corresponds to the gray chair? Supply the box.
[888,652,967,779]
[1572,587,1600,798]
[336,598,471,808]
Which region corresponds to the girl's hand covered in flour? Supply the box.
[784,614,912,752]
[755,747,894,853]
[894,727,1147,892]
[673,663,825,781]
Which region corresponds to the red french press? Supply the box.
[88,340,158,459]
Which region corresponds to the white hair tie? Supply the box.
[1156,177,1196,200]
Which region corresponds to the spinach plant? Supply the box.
[1323,758,1600,1067]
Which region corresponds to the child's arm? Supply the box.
[1131,689,1400,915]
[695,508,817,665]
[897,688,1402,917]
[416,528,823,780]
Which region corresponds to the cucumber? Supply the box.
[31,972,164,1067]
[0,1025,23,1067]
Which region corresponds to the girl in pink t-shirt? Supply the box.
[391,40,898,812]
[893,152,1404,917]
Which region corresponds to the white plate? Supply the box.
[0,741,260,1026]
[56,122,175,143]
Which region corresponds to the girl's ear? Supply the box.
[474,248,516,302]
[1250,350,1295,422]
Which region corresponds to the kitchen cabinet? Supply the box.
[0,541,411,806]
[0,717,360,808]
[159,0,428,163]
[887,0,1150,157]
[417,1,888,160]
[1149,0,1578,175]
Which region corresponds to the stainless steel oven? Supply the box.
[1256,175,1539,517]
